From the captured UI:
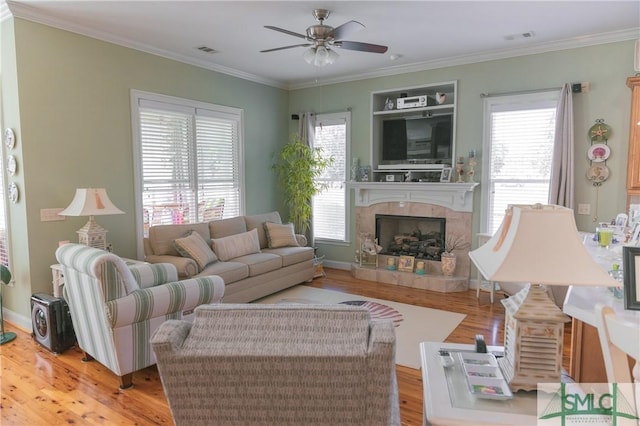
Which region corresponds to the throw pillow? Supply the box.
[264,222,299,248]
[211,228,261,261]
[173,231,217,271]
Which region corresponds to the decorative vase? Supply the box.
[440,253,457,276]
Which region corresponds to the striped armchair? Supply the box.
[55,244,225,389]
[151,304,400,425]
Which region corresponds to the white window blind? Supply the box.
[133,92,243,239]
[312,112,350,242]
[482,92,559,234]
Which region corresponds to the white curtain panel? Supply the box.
[297,112,316,247]
[549,83,575,208]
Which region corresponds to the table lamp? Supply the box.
[59,188,124,250]
[469,204,618,391]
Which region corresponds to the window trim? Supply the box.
[130,89,245,258]
[312,111,351,245]
[480,90,560,234]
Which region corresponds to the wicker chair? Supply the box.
[55,243,225,389]
[151,304,400,425]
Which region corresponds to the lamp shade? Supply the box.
[469,204,618,287]
[59,188,124,217]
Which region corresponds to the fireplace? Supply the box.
[375,214,446,261]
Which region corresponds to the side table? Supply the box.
[420,341,538,426]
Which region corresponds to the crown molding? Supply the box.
[287,27,640,90]
[1,0,11,22]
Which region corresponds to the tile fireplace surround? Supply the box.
[350,182,478,293]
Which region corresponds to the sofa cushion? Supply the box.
[198,261,248,284]
[232,252,282,276]
[263,246,315,267]
[264,222,299,248]
[245,211,282,249]
[173,231,218,271]
[149,223,211,256]
[209,216,247,239]
[211,228,261,261]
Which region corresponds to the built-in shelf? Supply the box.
[349,181,478,212]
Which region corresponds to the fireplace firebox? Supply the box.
[375,214,446,261]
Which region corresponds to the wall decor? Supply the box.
[622,246,640,310]
[586,119,612,222]
[6,155,17,176]
[8,182,19,204]
[4,128,15,150]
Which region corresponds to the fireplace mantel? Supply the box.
[349,182,479,212]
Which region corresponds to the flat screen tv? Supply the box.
[378,113,453,169]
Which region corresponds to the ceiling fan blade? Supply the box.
[264,26,308,40]
[335,40,388,54]
[260,44,312,53]
[328,20,364,40]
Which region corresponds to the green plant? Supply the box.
[273,133,333,235]
[0,265,10,286]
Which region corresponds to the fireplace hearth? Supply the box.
[376,214,446,261]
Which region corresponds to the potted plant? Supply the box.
[273,133,333,236]
[0,264,16,344]
[440,234,470,276]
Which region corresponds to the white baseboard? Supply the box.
[3,307,32,332]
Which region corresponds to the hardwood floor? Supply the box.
[0,268,571,425]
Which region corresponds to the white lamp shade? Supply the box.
[469,204,618,287]
[59,188,124,217]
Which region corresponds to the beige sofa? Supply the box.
[143,211,315,303]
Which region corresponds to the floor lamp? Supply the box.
[469,204,618,391]
[0,264,16,345]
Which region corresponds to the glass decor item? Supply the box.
[351,157,360,181]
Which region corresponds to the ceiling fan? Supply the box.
[260,9,388,67]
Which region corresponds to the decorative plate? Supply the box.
[586,164,610,183]
[588,122,611,142]
[7,155,17,176]
[4,128,15,150]
[8,182,18,204]
[587,143,610,162]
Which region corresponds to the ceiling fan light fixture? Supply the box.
[303,46,316,64]
[314,45,330,66]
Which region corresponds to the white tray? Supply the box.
[458,352,513,400]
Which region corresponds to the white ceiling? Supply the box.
[4,1,640,89]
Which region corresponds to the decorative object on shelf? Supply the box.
[8,182,18,204]
[351,157,360,181]
[4,128,15,150]
[0,264,16,345]
[441,232,470,276]
[622,246,640,310]
[386,257,397,271]
[358,165,371,182]
[440,167,452,183]
[6,155,17,176]
[467,150,477,183]
[357,234,380,266]
[383,97,394,111]
[398,255,415,272]
[469,204,619,391]
[435,92,446,105]
[415,260,426,275]
[59,188,125,250]
[273,133,333,234]
[456,156,465,183]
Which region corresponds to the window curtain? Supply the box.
[297,112,316,247]
[548,83,574,208]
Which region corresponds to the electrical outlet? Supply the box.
[577,203,591,215]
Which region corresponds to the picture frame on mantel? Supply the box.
[398,255,415,273]
[622,246,640,310]
[440,167,452,183]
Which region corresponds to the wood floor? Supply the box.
[0,268,571,425]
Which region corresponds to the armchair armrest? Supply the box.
[150,320,192,354]
[106,276,225,328]
[129,263,179,288]
[295,234,308,247]
[144,254,198,278]
[367,319,396,356]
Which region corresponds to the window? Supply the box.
[131,91,244,250]
[481,91,559,235]
[312,112,350,243]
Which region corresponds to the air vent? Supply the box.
[196,46,218,54]
[504,31,536,41]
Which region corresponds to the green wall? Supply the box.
[2,18,288,322]
[288,41,635,263]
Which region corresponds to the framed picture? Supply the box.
[398,255,415,272]
[622,246,640,310]
[440,167,452,183]
[358,165,371,182]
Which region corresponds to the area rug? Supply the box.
[255,285,466,369]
